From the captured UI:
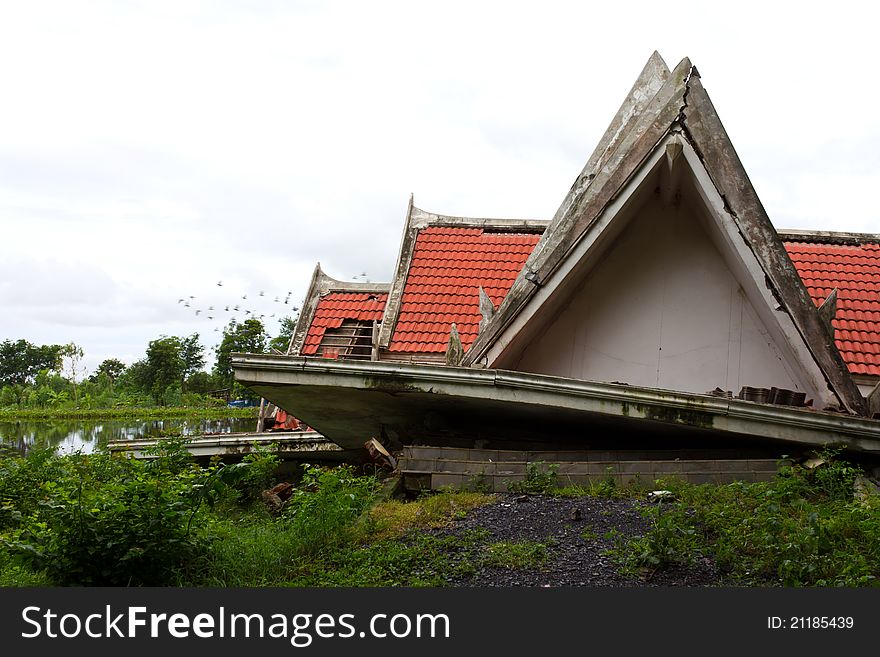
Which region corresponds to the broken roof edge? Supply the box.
[287,262,390,355]
[231,353,880,454]
[680,73,867,416]
[463,56,694,366]
[778,229,880,245]
[376,194,550,349]
[567,50,671,204]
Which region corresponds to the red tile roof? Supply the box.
[388,226,542,353]
[299,231,880,379]
[302,292,387,355]
[784,239,880,376]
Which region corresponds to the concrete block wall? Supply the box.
[398,445,782,493]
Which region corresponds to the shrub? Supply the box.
[282,465,379,556]
[3,440,215,585]
[507,462,558,494]
[611,451,880,586]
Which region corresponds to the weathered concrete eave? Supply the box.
[232,354,880,454]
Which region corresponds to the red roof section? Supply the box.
[388,226,542,353]
[302,291,387,355]
[784,240,880,376]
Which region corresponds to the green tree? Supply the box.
[59,343,85,407]
[268,314,299,353]
[119,358,151,395]
[213,319,267,396]
[180,333,205,390]
[0,339,62,387]
[144,336,185,405]
[91,358,127,385]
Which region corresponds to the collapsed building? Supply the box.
[232,53,880,491]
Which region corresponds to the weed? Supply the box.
[507,462,558,494]
[482,540,550,570]
[580,525,599,541]
[610,451,880,586]
[462,470,492,493]
[360,491,494,541]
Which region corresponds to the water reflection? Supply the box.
[0,417,258,455]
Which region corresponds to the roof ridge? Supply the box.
[410,205,548,230]
[779,229,880,245]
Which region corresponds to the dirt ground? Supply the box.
[429,493,723,587]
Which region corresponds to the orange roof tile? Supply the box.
[388,226,541,353]
[302,292,387,355]
[784,240,880,376]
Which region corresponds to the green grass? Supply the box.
[482,540,550,570]
[607,454,880,586]
[3,445,878,588]
[363,491,496,541]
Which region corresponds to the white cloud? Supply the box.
[1,0,879,374]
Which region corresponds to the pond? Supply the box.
[0,417,259,455]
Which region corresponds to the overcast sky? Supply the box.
[2,0,879,374]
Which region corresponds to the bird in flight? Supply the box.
[217,281,223,286]
[178,298,184,304]
[195,310,201,316]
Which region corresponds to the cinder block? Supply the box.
[586,462,619,475]
[650,461,683,474]
[405,446,442,460]
[684,473,717,484]
[468,448,499,462]
[402,473,431,493]
[496,474,525,492]
[557,462,590,475]
[431,473,468,489]
[619,461,652,475]
[438,460,480,475]
[684,460,718,473]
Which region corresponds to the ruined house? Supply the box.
[232,53,880,491]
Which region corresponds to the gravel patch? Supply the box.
[429,493,723,587]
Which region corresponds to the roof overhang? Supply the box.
[232,354,880,454]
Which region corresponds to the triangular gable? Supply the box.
[376,196,547,352]
[288,263,389,356]
[463,54,865,415]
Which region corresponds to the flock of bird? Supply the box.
[175,273,369,354]
[175,280,301,354]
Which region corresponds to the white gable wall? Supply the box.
[512,195,811,398]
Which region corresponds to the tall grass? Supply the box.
[611,452,880,586]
